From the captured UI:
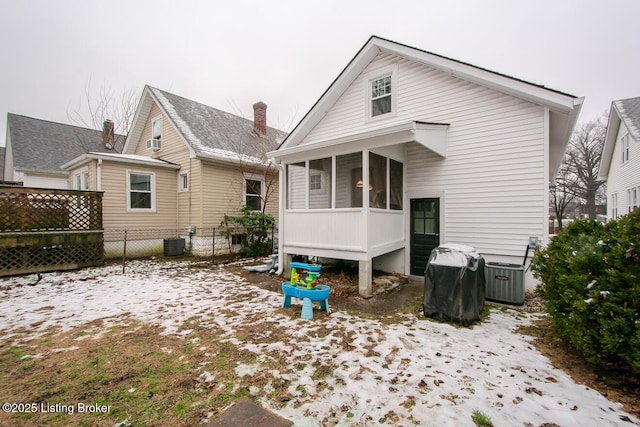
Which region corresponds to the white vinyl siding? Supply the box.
[303,51,546,257]
[604,122,640,220]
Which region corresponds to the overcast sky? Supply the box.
[1,0,639,146]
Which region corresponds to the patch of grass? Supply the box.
[471,409,494,427]
[0,319,268,427]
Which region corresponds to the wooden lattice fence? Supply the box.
[0,186,104,276]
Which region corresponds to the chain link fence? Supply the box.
[104,226,277,263]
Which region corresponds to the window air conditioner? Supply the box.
[146,138,162,152]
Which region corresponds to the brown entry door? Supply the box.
[410,198,440,276]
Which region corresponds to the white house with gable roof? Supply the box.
[268,36,583,296]
[598,97,640,219]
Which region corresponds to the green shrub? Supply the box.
[531,209,640,374]
[221,206,275,258]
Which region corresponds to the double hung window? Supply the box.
[128,171,154,211]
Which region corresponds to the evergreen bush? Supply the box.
[221,206,275,258]
[531,209,640,374]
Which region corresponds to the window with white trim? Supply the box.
[365,65,398,120]
[244,176,264,211]
[74,168,90,209]
[74,169,89,191]
[147,116,162,151]
[628,186,640,212]
[127,171,155,211]
[371,75,392,117]
[179,171,188,192]
[611,193,618,219]
[310,174,322,190]
[622,133,630,164]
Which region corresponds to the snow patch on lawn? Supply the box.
[0,259,637,427]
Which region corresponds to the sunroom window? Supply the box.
[389,159,403,210]
[369,153,387,208]
[309,158,331,209]
[336,152,363,208]
[287,162,306,209]
[285,152,402,211]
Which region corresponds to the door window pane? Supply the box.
[413,200,437,235]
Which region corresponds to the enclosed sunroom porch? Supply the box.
[270,122,448,296]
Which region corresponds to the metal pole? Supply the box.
[211,227,215,263]
[122,230,127,274]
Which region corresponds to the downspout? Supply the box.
[97,159,102,191]
[275,159,285,275]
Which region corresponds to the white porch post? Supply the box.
[359,259,372,297]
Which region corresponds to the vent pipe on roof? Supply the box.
[102,119,115,150]
[253,102,267,136]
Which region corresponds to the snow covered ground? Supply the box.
[0,260,637,426]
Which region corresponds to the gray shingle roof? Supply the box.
[150,87,287,162]
[613,97,640,141]
[7,114,124,173]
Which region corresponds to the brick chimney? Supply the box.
[102,119,115,150]
[253,102,267,136]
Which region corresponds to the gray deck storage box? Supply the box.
[163,238,185,256]
[484,262,525,305]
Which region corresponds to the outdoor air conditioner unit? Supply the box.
[146,138,162,152]
[484,262,525,305]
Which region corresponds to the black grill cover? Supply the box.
[423,244,485,325]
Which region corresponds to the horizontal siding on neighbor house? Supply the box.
[100,161,177,230]
[133,101,202,229]
[607,121,640,216]
[303,51,547,257]
[199,161,279,228]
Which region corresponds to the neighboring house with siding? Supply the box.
[63,85,286,256]
[4,113,123,188]
[598,96,640,219]
[268,36,583,296]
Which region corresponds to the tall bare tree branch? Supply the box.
[562,117,607,218]
[67,78,139,153]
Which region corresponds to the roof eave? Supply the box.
[598,104,621,181]
[278,36,582,153]
[62,153,181,170]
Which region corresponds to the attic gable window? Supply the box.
[371,76,392,116]
[147,116,162,152]
[622,133,630,164]
[365,64,398,121]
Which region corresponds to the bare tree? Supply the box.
[67,79,139,152]
[550,162,578,231]
[231,134,280,214]
[563,117,607,219]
